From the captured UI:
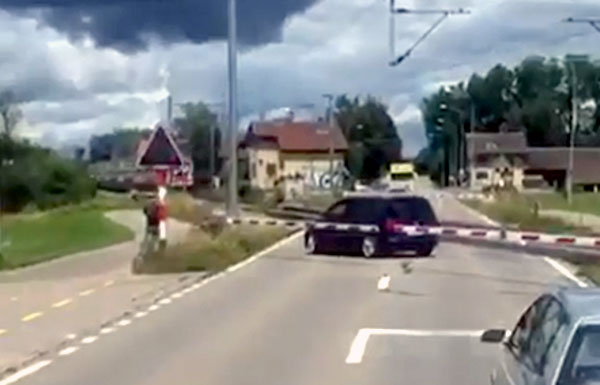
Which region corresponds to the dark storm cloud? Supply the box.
[0,0,319,51]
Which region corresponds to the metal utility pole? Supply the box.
[564,17,600,33]
[167,95,173,123]
[469,103,475,187]
[226,0,239,216]
[567,61,578,205]
[388,4,470,66]
[322,93,335,193]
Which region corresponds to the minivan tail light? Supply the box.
[385,219,405,232]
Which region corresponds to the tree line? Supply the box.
[0,94,95,212]
[419,55,600,183]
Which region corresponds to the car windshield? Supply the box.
[560,325,600,385]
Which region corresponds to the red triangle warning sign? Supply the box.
[138,125,183,167]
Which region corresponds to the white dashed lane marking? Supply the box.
[52,298,73,308]
[81,336,98,344]
[21,312,43,322]
[100,327,115,335]
[79,289,95,297]
[58,346,79,356]
[118,319,132,327]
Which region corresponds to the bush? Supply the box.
[139,226,289,274]
[0,137,96,212]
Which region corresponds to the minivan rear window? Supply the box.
[389,198,438,225]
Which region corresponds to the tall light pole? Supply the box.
[564,54,589,204]
[388,4,470,66]
[322,93,335,193]
[227,0,239,216]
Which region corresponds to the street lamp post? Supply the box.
[439,103,467,186]
[322,94,335,194]
[564,54,589,204]
[226,0,239,217]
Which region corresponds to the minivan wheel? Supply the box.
[416,244,434,257]
[362,237,377,258]
[305,233,317,254]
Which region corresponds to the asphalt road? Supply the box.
[7,229,575,385]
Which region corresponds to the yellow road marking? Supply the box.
[79,289,95,297]
[22,312,43,322]
[52,299,72,308]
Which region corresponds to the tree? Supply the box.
[0,91,22,138]
[175,102,221,177]
[420,55,600,184]
[89,128,150,163]
[334,95,402,181]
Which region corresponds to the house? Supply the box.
[467,131,600,191]
[240,118,348,199]
[466,132,528,190]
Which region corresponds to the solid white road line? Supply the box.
[81,336,98,344]
[543,257,588,287]
[345,328,484,364]
[345,329,371,364]
[171,292,183,299]
[0,360,52,385]
[58,346,79,356]
[226,231,303,274]
[159,298,172,305]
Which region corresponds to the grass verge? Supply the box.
[0,208,134,269]
[576,264,600,286]
[461,192,592,235]
[528,192,600,217]
[138,225,291,274]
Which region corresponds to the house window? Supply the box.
[279,158,284,170]
[259,159,264,166]
[251,162,257,179]
[266,163,277,178]
[485,142,498,151]
[476,171,489,180]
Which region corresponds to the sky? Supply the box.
[0,0,599,156]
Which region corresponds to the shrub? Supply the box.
[139,225,289,274]
[0,137,96,212]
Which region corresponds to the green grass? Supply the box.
[462,192,592,235]
[576,264,600,285]
[0,208,134,269]
[528,192,600,216]
[138,225,290,274]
